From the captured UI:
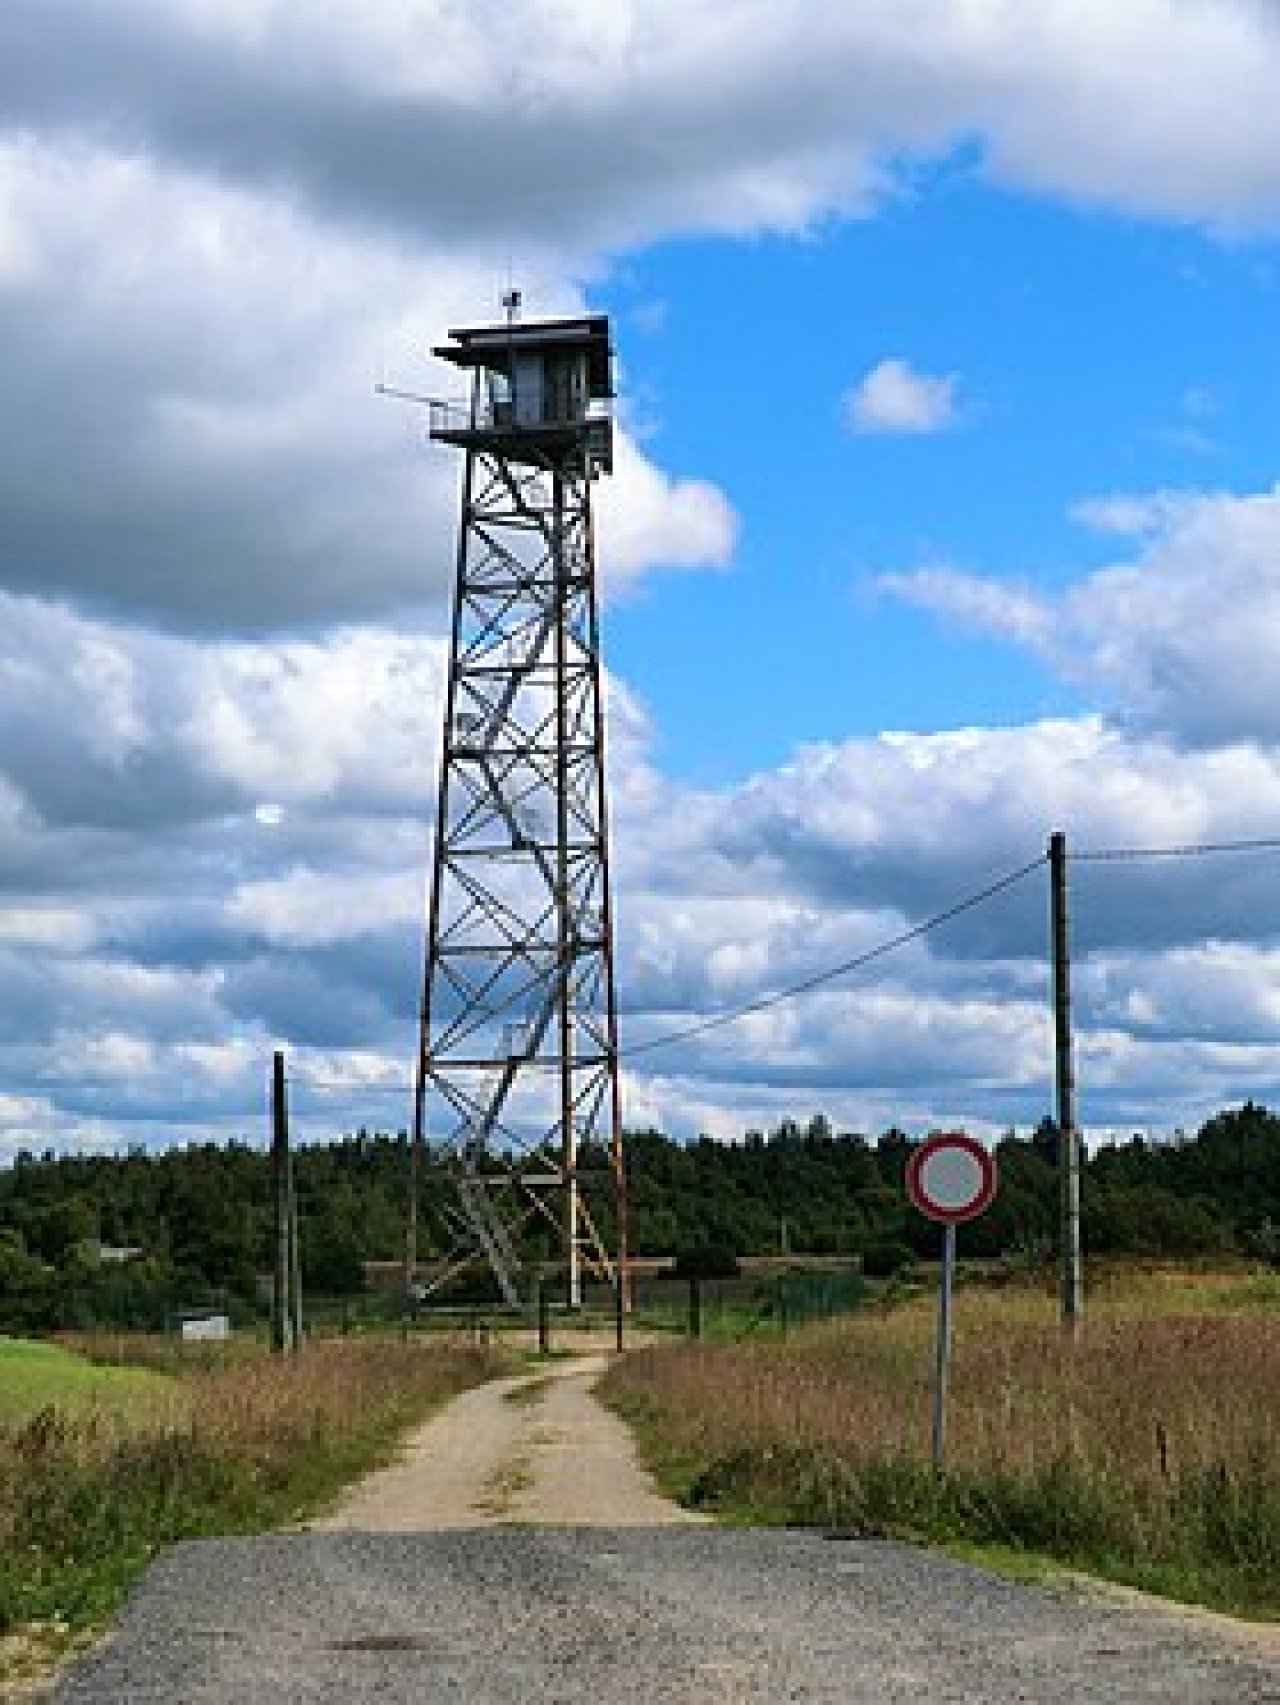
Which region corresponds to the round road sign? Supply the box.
[906,1132,998,1225]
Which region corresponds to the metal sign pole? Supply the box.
[931,1222,957,1470]
[907,1133,996,1474]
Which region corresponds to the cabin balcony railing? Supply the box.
[428,398,612,438]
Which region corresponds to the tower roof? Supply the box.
[433,314,613,398]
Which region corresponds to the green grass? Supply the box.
[1083,1260,1280,1319]
[503,1374,554,1406]
[938,1537,1080,1592]
[0,1336,175,1424]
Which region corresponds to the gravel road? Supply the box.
[52,1356,1280,1702]
[54,1528,1280,1702]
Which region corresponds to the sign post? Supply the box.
[931,1221,956,1469]
[905,1132,998,1470]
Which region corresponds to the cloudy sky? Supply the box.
[4,0,1280,1157]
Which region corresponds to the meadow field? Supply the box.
[602,1263,1280,1618]
[0,1336,175,1425]
[0,1331,500,1682]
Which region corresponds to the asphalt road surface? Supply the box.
[55,1528,1280,1703]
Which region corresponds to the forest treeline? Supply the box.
[2,1102,1279,1329]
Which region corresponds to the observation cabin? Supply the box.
[429,311,614,475]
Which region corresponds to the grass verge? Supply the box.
[0,1336,173,1425]
[0,1334,502,1673]
[503,1374,554,1406]
[601,1278,1280,1621]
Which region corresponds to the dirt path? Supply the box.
[311,1353,703,1531]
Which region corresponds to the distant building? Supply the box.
[93,1242,144,1266]
[178,1312,230,1342]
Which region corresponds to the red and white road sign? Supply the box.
[906,1131,998,1225]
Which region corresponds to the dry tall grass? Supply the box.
[0,1336,499,1634]
[603,1275,1280,1614]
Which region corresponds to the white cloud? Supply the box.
[1070,493,1177,538]
[4,4,1280,1151]
[0,585,1279,1143]
[226,868,419,949]
[601,706,1280,1135]
[0,136,738,629]
[972,0,1280,231]
[0,908,96,952]
[597,434,737,591]
[8,1,1280,244]
[886,483,1280,748]
[0,595,453,829]
[877,565,1049,646]
[844,358,958,436]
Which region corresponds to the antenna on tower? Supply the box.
[501,286,522,325]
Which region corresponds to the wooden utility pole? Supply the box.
[270,1050,295,1355]
[1049,832,1084,1335]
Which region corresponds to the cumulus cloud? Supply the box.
[0,139,738,630]
[843,358,959,436]
[2,580,1280,1148]
[6,1,1280,246]
[0,598,436,1151]
[225,869,420,949]
[590,701,1280,1137]
[4,3,1280,1154]
[1070,493,1178,538]
[597,434,737,591]
[0,595,451,831]
[0,139,453,629]
[646,717,1280,958]
[885,484,1280,749]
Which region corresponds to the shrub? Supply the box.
[860,1240,914,1279]
[672,1243,741,1280]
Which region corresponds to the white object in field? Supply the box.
[180,1313,230,1341]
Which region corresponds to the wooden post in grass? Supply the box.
[270,1050,295,1355]
[1050,831,1084,1336]
[537,1278,551,1355]
[287,1138,303,1351]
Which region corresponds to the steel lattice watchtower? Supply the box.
[408,310,626,1310]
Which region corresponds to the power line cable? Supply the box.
[273,1066,406,1098]
[287,1077,413,1097]
[284,854,1047,1090]
[283,831,1280,1095]
[618,852,1048,1062]
[1075,834,1280,863]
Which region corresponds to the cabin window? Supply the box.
[513,354,543,427]
[544,353,587,423]
[487,368,512,426]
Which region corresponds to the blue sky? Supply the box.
[601,183,1280,778]
[5,1,1280,1154]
